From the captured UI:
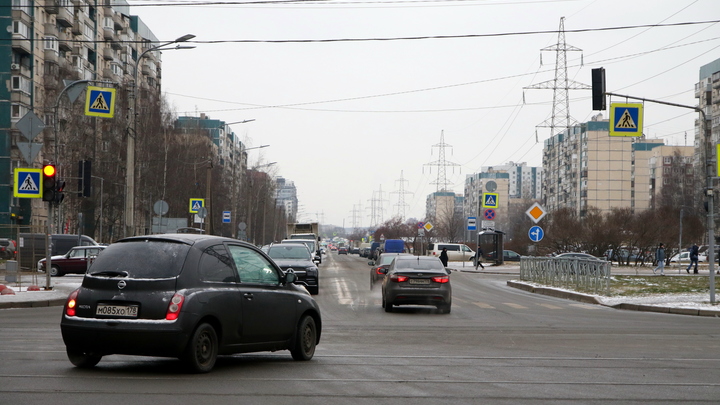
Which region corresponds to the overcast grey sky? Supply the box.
[128,0,720,227]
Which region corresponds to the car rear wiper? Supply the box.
[89,270,129,278]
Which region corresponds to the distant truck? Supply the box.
[383,239,406,254]
[286,222,321,264]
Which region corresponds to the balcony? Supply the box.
[58,31,72,52]
[102,68,120,82]
[11,91,31,106]
[11,35,32,55]
[45,0,59,14]
[44,49,59,64]
[113,13,124,31]
[71,19,83,35]
[103,47,114,61]
[44,74,59,90]
[44,23,59,38]
[103,27,115,41]
[56,7,73,28]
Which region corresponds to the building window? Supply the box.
[44,36,59,52]
[84,23,94,39]
[11,0,32,15]
[103,16,114,30]
[11,76,31,94]
[663,157,672,165]
[11,104,28,119]
[12,20,30,38]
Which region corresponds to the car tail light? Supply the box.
[432,275,450,283]
[65,289,79,317]
[165,293,185,321]
[390,274,408,282]
[375,267,384,275]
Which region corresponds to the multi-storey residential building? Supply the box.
[3,0,163,239]
[695,58,719,152]
[542,115,693,216]
[275,177,298,221]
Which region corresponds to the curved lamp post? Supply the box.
[125,34,195,237]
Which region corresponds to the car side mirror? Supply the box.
[368,261,375,266]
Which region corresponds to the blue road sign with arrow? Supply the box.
[528,225,544,242]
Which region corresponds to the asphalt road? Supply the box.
[1,252,719,404]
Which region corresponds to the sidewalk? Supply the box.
[447,261,720,318]
[0,271,80,309]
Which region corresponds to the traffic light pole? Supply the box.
[602,90,715,304]
[45,203,53,290]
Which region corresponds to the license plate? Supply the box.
[96,304,138,317]
[409,278,430,285]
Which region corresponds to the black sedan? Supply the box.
[380,256,452,314]
[368,253,409,289]
[266,243,320,295]
[60,234,321,373]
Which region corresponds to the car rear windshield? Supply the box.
[268,246,311,260]
[88,240,191,278]
[395,258,444,271]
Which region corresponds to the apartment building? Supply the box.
[463,171,510,231]
[275,177,298,221]
[3,0,165,238]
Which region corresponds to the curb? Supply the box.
[507,280,720,317]
[0,298,66,310]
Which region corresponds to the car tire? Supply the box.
[67,348,102,368]
[183,323,218,373]
[384,298,393,312]
[438,304,451,314]
[50,265,63,277]
[308,285,319,295]
[290,315,317,361]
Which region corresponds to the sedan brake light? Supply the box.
[375,267,384,275]
[431,275,450,283]
[390,274,408,282]
[165,293,185,320]
[65,289,79,316]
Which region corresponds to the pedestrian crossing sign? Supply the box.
[482,193,499,208]
[609,103,643,137]
[13,168,42,198]
[189,198,205,213]
[85,86,116,118]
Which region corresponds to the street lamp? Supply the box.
[125,34,195,237]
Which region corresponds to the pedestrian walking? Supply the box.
[475,246,485,269]
[653,243,666,275]
[439,248,449,267]
[686,243,699,274]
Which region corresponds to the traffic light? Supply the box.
[591,67,606,111]
[42,163,56,202]
[55,179,66,204]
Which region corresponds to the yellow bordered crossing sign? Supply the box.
[14,168,43,198]
[609,102,643,137]
[482,193,499,208]
[85,86,116,118]
[189,198,205,213]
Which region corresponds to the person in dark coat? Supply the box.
[439,248,449,267]
[475,245,485,269]
[686,243,699,274]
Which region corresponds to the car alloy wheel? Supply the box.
[291,315,317,361]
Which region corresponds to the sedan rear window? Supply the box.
[89,241,190,278]
[267,246,311,260]
[395,258,445,271]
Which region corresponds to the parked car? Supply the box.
[670,251,707,263]
[555,252,602,260]
[380,256,452,314]
[60,234,322,373]
[487,250,522,262]
[38,245,107,276]
[427,243,475,262]
[0,238,16,259]
[368,253,410,289]
[266,243,320,295]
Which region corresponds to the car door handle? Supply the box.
[243,293,253,300]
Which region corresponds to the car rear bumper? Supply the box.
[61,316,191,357]
[385,287,451,306]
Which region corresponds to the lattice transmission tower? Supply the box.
[391,170,413,220]
[367,186,387,227]
[424,131,460,192]
[524,16,590,213]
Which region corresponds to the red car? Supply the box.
[38,245,106,276]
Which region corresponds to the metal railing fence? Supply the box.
[520,257,611,295]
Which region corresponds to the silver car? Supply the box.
[380,256,452,314]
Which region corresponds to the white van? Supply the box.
[427,243,475,262]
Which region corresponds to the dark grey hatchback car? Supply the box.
[60,234,321,373]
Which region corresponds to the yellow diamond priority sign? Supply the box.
[525,202,547,224]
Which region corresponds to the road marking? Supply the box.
[568,303,600,310]
[473,302,495,309]
[538,303,562,310]
[503,303,528,309]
